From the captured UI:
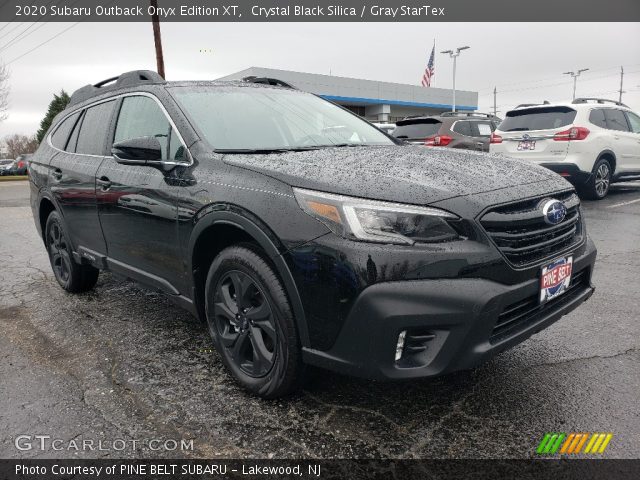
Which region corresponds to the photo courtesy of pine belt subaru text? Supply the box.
[28,70,597,398]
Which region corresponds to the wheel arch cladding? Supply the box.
[188,207,310,347]
[596,150,616,173]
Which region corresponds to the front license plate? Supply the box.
[540,256,573,303]
[517,140,536,151]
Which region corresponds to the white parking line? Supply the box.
[607,198,640,208]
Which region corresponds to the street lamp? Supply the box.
[441,46,470,112]
[563,68,589,100]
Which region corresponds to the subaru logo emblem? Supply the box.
[541,199,567,225]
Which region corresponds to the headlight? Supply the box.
[293,188,461,245]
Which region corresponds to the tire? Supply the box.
[44,211,99,293]
[204,245,302,398]
[582,158,612,200]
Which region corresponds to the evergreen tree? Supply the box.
[36,90,70,143]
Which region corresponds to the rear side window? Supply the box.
[50,112,80,149]
[625,112,640,134]
[452,121,472,136]
[75,101,116,155]
[589,109,608,129]
[499,107,577,132]
[604,109,630,132]
[392,120,442,139]
[66,111,84,153]
[470,121,494,137]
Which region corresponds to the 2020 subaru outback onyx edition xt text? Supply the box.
[29,71,597,398]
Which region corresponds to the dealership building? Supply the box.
[217,67,479,123]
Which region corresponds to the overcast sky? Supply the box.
[1,22,639,138]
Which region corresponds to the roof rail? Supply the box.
[440,111,500,119]
[68,70,166,107]
[572,97,629,108]
[241,76,296,89]
[514,101,551,108]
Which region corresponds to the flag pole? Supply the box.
[432,39,435,88]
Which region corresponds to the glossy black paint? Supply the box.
[29,79,597,380]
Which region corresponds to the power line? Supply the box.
[0,22,27,41]
[0,22,41,52]
[476,63,640,93]
[0,1,60,53]
[0,22,49,53]
[6,22,80,65]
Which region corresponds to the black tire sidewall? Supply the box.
[204,246,300,398]
[44,210,99,293]
[45,211,74,290]
[588,158,612,200]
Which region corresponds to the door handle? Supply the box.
[52,168,62,180]
[96,176,112,190]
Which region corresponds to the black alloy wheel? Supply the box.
[48,219,72,285]
[213,270,277,377]
[44,211,99,293]
[205,245,302,398]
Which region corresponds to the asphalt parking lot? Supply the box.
[0,179,639,459]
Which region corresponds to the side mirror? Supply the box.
[112,137,162,164]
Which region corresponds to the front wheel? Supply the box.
[45,211,99,293]
[204,246,302,398]
[582,158,612,200]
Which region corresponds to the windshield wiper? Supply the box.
[214,147,320,154]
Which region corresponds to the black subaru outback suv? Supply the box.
[30,71,596,398]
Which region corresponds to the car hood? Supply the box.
[222,145,570,205]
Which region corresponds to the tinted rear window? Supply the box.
[499,107,577,132]
[75,101,116,155]
[51,112,80,149]
[392,120,442,139]
[589,109,607,128]
[604,109,630,132]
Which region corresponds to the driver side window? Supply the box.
[114,96,186,161]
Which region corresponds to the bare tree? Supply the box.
[0,63,9,122]
[3,134,38,158]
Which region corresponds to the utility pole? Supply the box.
[493,87,497,116]
[150,0,165,79]
[618,66,625,103]
[563,68,589,100]
[441,46,470,112]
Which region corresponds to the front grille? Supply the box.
[490,268,590,343]
[480,190,583,267]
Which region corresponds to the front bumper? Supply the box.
[302,237,597,380]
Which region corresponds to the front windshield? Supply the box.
[171,85,395,151]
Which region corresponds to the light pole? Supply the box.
[563,68,589,100]
[441,46,470,112]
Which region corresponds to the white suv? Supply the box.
[490,98,640,199]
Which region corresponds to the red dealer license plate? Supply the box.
[540,256,573,303]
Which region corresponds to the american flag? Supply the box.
[421,44,435,87]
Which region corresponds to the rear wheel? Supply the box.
[582,158,612,200]
[204,246,302,398]
[45,211,99,293]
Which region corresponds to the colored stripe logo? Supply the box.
[536,433,613,454]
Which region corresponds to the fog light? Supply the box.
[395,330,407,362]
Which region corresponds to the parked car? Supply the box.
[30,70,596,398]
[0,159,14,175]
[372,122,396,135]
[0,155,30,176]
[490,98,640,199]
[392,112,501,151]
